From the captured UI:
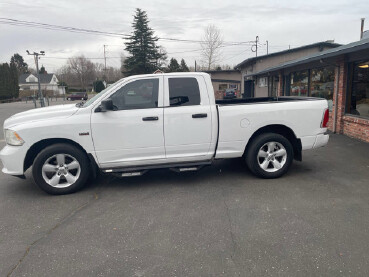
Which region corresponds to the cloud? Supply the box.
[0,0,368,70]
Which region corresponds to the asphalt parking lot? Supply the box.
[1,101,369,276]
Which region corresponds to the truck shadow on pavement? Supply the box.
[6,157,316,197]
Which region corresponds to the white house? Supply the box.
[19,73,66,95]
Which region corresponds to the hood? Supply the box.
[4,104,80,129]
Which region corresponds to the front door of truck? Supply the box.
[90,76,165,168]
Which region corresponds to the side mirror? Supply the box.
[95,98,114,112]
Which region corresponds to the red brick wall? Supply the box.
[342,116,369,142]
[277,73,283,97]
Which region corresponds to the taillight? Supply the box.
[321,109,329,128]
[224,92,226,96]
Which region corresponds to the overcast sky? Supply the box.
[0,0,368,73]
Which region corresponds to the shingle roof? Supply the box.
[19,73,55,84]
[247,37,369,77]
[235,41,341,69]
[18,73,30,84]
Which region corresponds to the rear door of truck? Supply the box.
[163,75,214,159]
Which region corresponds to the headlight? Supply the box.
[4,129,25,146]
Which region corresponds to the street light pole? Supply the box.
[26,50,45,107]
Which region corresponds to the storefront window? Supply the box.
[310,67,335,110]
[219,84,227,91]
[347,61,369,119]
[290,70,308,96]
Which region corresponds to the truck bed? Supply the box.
[216,96,324,106]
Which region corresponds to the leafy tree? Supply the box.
[124,8,166,75]
[167,58,181,72]
[180,59,189,72]
[39,65,47,74]
[93,80,105,93]
[10,53,29,75]
[0,63,19,100]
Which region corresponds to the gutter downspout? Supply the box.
[333,66,340,133]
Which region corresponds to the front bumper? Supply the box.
[0,144,28,175]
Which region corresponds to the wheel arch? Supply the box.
[24,138,97,172]
[245,124,302,161]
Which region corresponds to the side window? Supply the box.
[169,77,200,107]
[110,79,159,110]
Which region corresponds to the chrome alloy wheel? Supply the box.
[41,154,81,188]
[257,141,287,173]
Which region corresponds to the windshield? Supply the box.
[82,79,124,108]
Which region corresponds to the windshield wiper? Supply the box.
[75,101,85,108]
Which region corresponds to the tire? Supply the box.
[67,98,70,101]
[245,133,293,179]
[32,143,90,195]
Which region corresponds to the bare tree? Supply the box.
[67,55,96,90]
[200,24,223,70]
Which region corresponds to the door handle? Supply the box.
[142,116,159,121]
[192,113,207,118]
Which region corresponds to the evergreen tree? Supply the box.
[93,80,105,93]
[39,65,47,74]
[167,58,181,72]
[0,63,19,100]
[180,59,189,72]
[10,53,28,75]
[124,8,166,75]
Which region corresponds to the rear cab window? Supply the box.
[168,77,201,107]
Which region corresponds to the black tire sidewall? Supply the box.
[246,133,293,179]
[32,144,90,195]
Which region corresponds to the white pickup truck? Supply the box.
[0,73,329,194]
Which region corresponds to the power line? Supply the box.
[0,17,259,45]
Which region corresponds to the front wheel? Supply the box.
[32,144,90,194]
[246,133,293,178]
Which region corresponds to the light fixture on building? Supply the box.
[358,62,369,68]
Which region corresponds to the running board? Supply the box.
[169,165,205,173]
[102,160,212,176]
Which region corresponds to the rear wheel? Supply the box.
[32,144,90,195]
[246,133,293,178]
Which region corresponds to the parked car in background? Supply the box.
[223,89,237,99]
[67,92,88,101]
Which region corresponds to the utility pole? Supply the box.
[103,44,107,81]
[251,36,259,57]
[360,18,365,39]
[195,60,197,72]
[266,40,269,55]
[26,50,45,107]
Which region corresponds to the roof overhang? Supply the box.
[250,38,369,76]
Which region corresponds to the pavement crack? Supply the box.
[7,193,98,277]
[221,187,238,266]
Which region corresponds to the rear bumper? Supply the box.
[300,133,329,150]
[313,134,329,148]
[0,144,28,175]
